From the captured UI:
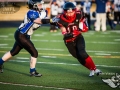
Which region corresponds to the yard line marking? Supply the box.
[10,60,120,68]
[41,56,56,58]
[87,50,120,54]
[0,82,73,90]
[95,53,111,56]
[32,39,48,41]
[16,56,57,59]
[31,40,63,42]
[37,48,64,51]
[16,57,29,59]
[0,50,120,58]
[114,39,120,41]
[34,34,44,36]
[0,49,120,54]
[0,35,8,38]
[0,44,8,46]
[86,41,118,44]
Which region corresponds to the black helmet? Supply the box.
[63,2,76,11]
[28,0,44,10]
[63,2,76,20]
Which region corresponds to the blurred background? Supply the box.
[0,0,119,30]
[0,0,97,27]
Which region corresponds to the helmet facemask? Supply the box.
[64,8,76,20]
[28,0,44,11]
[63,2,76,21]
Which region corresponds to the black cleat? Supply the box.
[0,65,3,73]
[30,70,42,77]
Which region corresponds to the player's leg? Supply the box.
[21,38,42,77]
[76,35,102,76]
[14,30,41,77]
[0,42,22,73]
[64,41,77,58]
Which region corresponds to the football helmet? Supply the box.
[28,0,44,11]
[63,2,76,20]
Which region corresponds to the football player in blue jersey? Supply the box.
[0,0,50,77]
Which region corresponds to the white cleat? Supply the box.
[89,69,102,77]
[89,70,95,77]
[95,69,102,76]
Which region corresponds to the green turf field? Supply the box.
[0,26,120,90]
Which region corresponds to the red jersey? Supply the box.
[57,11,84,36]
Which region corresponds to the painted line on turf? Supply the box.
[0,50,120,58]
[10,60,120,68]
[0,49,120,54]
[0,35,8,38]
[0,44,8,46]
[0,82,73,90]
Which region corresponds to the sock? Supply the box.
[84,56,96,70]
[30,68,35,73]
[0,58,4,65]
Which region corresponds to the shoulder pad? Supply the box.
[27,10,39,21]
[40,10,47,19]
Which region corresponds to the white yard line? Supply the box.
[0,82,73,90]
[0,35,8,38]
[0,44,8,46]
[0,48,120,54]
[10,60,120,68]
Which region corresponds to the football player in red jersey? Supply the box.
[52,2,102,76]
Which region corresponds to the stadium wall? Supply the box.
[0,1,96,21]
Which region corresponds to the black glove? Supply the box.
[64,33,73,40]
[50,21,58,26]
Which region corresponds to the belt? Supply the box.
[65,37,76,43]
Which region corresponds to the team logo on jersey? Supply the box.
[0,2,20,14]
[102,73,120,88]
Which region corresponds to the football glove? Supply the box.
[63,33,73,40]
[50,16,60,26]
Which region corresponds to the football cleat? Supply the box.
[89,69,102,77]
[0,65,4,73]
[95,69,102,76]
[89,70,95,76]
[30,70,42,77]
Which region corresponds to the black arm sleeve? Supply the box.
[41,19,50,24]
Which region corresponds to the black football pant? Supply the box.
[64,34,89,65]
[10,30,38,58]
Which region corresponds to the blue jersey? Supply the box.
[18,9,47,35]
[96,0,107,13]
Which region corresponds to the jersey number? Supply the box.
[67,25,78,33]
